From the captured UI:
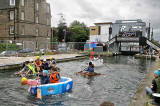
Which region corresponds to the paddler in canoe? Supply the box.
[76,62,101,76]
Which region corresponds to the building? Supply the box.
[89,19,159,54]
[0,0,51,50]
[89,22,112,42]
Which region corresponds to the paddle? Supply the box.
[37,88,42,99]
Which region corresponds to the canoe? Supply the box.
[30,77,73,96]
[76,71,101,77]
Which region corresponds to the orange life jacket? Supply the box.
[50,72,60,83]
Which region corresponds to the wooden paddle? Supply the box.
[37,88,42,99]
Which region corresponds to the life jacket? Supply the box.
[155,78,160,93]
[50,72,60,83]
[27,64,36,75]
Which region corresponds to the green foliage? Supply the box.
[69,20,89,42]
[0,43,19,52]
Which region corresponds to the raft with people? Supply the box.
[76,61,101,77]
[21,66,73,98]
[14,56,60,77]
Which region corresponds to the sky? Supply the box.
[47,0,160,40]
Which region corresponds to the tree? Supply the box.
[69,20,89,42]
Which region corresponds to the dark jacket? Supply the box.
[152,78,157,92]
[39,74,50,84]
[42,63,49,70]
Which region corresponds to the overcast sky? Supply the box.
[47,0,160,40]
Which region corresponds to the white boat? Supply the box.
[91,58,104,67]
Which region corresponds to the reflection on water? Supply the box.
[0,56,154,106]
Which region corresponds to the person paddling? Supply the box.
[85,62,94,73]
[50,67,60,83]
[39,70,50,85]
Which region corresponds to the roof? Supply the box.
[94,22,113,25]
[0,0,9,9]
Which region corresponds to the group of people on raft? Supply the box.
[146,69,160,97]
[17,56,61,85]
[19,56,95,86]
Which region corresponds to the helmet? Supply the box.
[50,56,53,60]
[36,56,40,59]
[154,70,160,76]
[43,70,49,75]
[21,77,28,85]
[29,59,34,62]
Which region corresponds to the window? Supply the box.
[21,26,24,35]
[36,28,39,36]
[10,11,14,20]
[36,3,39,11]
[10,0,15,6]
[21,0,24,6]
[36,16,39,23]
[47,5,50,13]
[21,12,24,20]
[47,18,49,25]
[9,26,14,34]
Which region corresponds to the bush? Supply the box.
[0,43,19,53]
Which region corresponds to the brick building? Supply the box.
[0,0,51,50]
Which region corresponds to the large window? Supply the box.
[21,12,24,20]
[47,5,50,13]
[36,28,39,36]
[10,11,14,20]
[36,3,39,11]
[21,26,25,35]
[47,18,49,25]
[9,26,14,34]
[36,16,39,23]
[21,0,25,6]
[10,0,15,6]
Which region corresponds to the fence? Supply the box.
[0,40,114,57]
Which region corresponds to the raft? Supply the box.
[76,71,101,77]
[30,77,73,96]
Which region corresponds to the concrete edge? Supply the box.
[0,55,89,71]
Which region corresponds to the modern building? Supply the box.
[89,22,112,42]
[0,0,51,50]
[89,19,159,54]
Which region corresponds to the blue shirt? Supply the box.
[86,66,94,72]
[39,74,50,84]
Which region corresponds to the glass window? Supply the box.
[21,12,24,20]
[10,11,14,20]
[36,3,39,11]
[21,0,25,6]
[10,0,15,6]
[47,18,49,25]
[36,28,39,36]
[21,26,25,35]
[47,5,50,13]
[9,26,14,34]
[36,16,39,23]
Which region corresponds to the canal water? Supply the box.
[0,56,154,106]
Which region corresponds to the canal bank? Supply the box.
[129,59,160,106]
[0,54,88,71]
